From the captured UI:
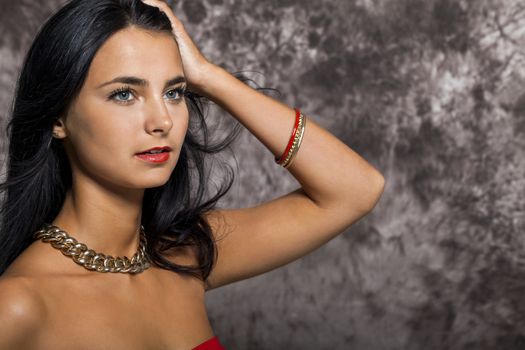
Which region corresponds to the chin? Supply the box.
[113,170,172,190]
[135,176,172,189]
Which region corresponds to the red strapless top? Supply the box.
[192,336,226,350]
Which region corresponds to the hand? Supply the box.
[141,0,214,93]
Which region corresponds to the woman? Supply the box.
[0,0,385,349]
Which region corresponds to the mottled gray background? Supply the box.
[1,0,525,349]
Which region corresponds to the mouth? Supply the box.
[136,146,172,155]
[135,146,172,164]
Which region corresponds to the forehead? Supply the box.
[85,26,183,86]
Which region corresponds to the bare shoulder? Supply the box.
[0,276,45,349]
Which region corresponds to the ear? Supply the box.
[52,117,66,139]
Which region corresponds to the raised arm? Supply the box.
[142,0,385,291]
[196,65,385,290]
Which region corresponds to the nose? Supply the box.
[144,97,173,135]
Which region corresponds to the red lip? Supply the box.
[135,146,172,164]
[135,152,170,164]
[136,146,172,155]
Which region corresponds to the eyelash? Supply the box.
[107,85,187,105]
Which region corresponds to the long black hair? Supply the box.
[0,0,245,282]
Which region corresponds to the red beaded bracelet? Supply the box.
[275,108,301,166]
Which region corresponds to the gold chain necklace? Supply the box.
[33,223,151,274]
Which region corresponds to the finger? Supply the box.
[142,0,164,9]
[141,0,185,33]
[142,0,163,7]
[144,0,177,19]
[142,0,170,9]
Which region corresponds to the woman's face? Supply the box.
[55,26,188,190]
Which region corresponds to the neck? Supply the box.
[51,176,145,259]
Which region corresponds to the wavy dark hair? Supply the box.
[0,0,252,282]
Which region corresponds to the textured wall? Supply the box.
[1,0,525,349]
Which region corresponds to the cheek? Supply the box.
[178,106,190,136]
[69,105,133,156]
[166,102,189,141]
[65,106,138,182]
[74,127,132,181]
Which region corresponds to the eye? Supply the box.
[164,86,186,102]
[116,91,132,101]
[108,86,135,104]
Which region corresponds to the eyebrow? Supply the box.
[96,75,186,89]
